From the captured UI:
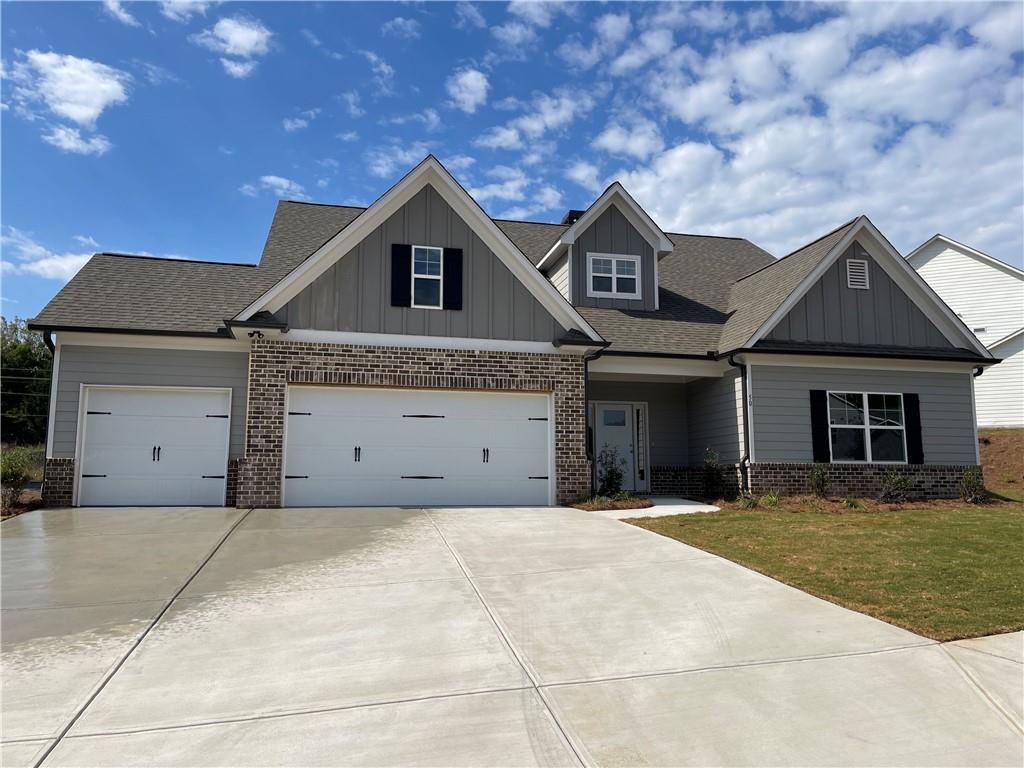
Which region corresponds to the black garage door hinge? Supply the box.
[86,411,112,415]
[401,475,444,479]
[288,411,312,416]
[284,474,309,479]
[81,474,107,478]
[201,475,225,479]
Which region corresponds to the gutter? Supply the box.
[973,366,984,378]
[727,354,751,495]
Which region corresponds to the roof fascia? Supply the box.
[236,156,603,342]
[743,217,992,358]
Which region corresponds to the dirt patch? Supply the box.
[572,496,654,512]
[1,489,42,521]
[979,428,1023,499]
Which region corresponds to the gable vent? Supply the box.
[846,258,870,290]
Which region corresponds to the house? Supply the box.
[31,156,994,508]
[907,235,1024,429]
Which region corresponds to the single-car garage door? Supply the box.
[77,386,231,506]
[284,386,551,506]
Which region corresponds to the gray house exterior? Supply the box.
[31,156,994,508]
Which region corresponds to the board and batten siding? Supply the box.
[765,244,952,348]
[52,345,249,459]
[572,205,657,311]
[749,365,977,464]
[589,380,687,465]
[685,370,744,464]
[978,333,1023,428]
[277,184,564,342]
[910,241,1023,348]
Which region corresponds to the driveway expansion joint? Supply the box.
[939,644,1024,735]
[30,506,257,768]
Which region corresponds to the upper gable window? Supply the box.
[846,258,869,290]
[412,246,443,309]
[587,253,641,299]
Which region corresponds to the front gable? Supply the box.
[276,184,566,342]
[572,204,657,311]
[763,242,952,349]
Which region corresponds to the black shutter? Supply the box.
[442,248,463,310]
[809,390,831,463]
[391,244,412,307]
[904,393,924,464]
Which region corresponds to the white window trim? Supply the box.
[826,390,908,464]
[846,258,870,290]
[586,252,642,300]
[411,245,443,310]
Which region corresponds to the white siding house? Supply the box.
[908,235,1024,428]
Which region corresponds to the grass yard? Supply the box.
[630,499,1023,641]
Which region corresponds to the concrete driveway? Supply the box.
[2,505,1020,767]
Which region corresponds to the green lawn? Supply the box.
[631,504,1024,641]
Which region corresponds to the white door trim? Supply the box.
[591,400,651,493]
[73,384,232,507]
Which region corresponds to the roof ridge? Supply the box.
[733,216,860,284]
[100,252,256,267]
[493,217,566,227]
[279,200,368,210]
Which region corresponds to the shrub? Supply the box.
[879,469,912,504]
[959,467,988,504]
[843,497,860,509]
[807,465,831,497]
[612,490,635,501]
[1,447,34,510]
[737,494,758,509]
[596,444,626,496]
[702,447,723,499]
[761,490,781,507]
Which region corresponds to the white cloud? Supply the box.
[566,160,601,193]
[73,234,100,248]
[159,0,213,23]
[103,0,140,27]
[507,1,573,28]
[444,154,476,172]
[9,50,131,128]
[339,91,365,118]
[336,130,359,141]
[455,2,486,30]
[366,141,431,178]
[239,175,308,200]
[593,116,664,160]
[474,88,596,151]
[381,17,420,39]
[0,228,92,281]
[559,12,632,70]
[475,125,523,150]
[41,125,113,155]
[360,50,395,92]
[193,14,272,77]
[492,22,537,48]
[970,3,1024,53]
[283,108,320,132]
[220,58,256,78]
[445,67,489,113]
[384,108,441,132]
[300,28,344,60]
[609,28,673,75]
[469,165,530,202]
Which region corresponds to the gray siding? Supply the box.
[750,365,976,464]
[686,371,744,464]
[589,381,687,465]
[572,205,657,311]
[549,253,570,301]
[53,345,249,458]
[765,243,952,348]
[279,184,564,342]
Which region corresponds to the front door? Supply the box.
[594,402,637,492]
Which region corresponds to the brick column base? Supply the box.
[42,457,75,507]
[748,462,979,500]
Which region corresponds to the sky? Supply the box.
[2,0,1022,319]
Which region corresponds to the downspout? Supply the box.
[43,330,55,355]
[727,354,750,495]
[583,348,605,495]
[973,366,984,378]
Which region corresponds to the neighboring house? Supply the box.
[31,156,994,509]
[907,235,1024,429]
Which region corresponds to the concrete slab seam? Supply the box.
[422,509,587,768]
[948,641,1024,666]
[939,644,1024,735]
[57,684,537,741]
[538,641,941,690]
[177,574,468,602]
[30,506,258,768]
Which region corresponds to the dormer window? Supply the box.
[587,253,641,299]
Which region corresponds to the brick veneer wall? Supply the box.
[651,465,741,499]
[748,462,978,499]
[237,338,590,507]
[42,457,75,507]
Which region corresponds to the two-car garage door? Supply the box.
[283,387,552,506]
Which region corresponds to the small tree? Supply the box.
[959,467,987,504]
[702,447,723,499]
[807,465,830,497]
[1,447,33,510]
[879,469,912,504]
[596,444,626,496]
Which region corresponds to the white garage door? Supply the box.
[77,386,231,506]
[284,387,552,506]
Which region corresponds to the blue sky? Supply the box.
[2,1,1022,319]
